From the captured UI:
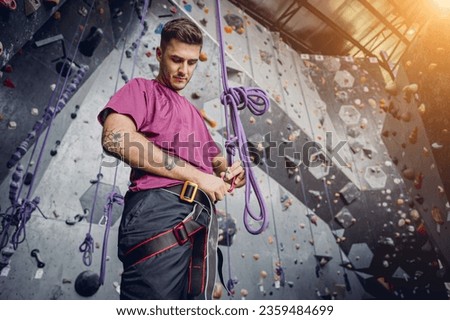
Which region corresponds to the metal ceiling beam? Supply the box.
[228,0,316,53]
[273,0,304,29]
[357,0,410,44]
[301,1,375,57]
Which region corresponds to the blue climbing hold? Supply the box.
[155,23,164,34]
[184,4,192,12]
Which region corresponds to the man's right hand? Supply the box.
[198,173,230,203]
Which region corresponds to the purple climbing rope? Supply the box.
[215,0,269,234]
[79,171,103,267]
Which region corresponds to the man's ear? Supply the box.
[156,47,162,62]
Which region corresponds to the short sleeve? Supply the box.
[97,78,149,131]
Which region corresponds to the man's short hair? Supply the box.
[160,18,203,49]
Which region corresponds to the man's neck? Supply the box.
[155,76,184,96]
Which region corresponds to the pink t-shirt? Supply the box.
[98,78,221,191]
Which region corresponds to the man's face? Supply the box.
[156,39,201,92]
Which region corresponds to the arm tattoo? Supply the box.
[163,153,176,171]
[103,129,124,157]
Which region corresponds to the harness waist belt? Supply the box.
[123,216,204,270]
[169,182,210,206]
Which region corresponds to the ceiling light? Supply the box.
[406,28,416,36]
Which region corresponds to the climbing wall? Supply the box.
[178,0,450,298]
[0,0,448,300]
[0,0,116,184]
[0,0,69,69]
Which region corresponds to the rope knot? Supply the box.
[220,86,270,115]
[79,233,95,266]
[106,192,124,206]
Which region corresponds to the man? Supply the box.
[98,18,245,299]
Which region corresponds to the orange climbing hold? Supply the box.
[432,206,445,225]
[224,25,233,34]
[237,27,245,35]
[199,51,208,62]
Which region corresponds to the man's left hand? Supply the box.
[220,160,246,189]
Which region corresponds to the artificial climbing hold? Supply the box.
[400,112,411,122]
[191,92,201,99]
[8,121,17,129]
[0,0,17,10]
[431,206,444,225]
[71,105,80,119]
[402,167,415,180]
[414,172,423,189]
[212,283,222,299]
[200,109,217,128]
[66,209,89,226]
[224,13,244,30]
[50,140,61,156]
[24,172,33,185]
[30,249,45,268]
[427,62,437,71]
[418,103,426,115]
[44,0,59,6]
[74,270,101,297]
[410,209,420,221]
[79,27,104,57]
[224,25,233,34]
[195,0,205,9]
[199,51,208,62]
[409,127,418,144]
[384,81,398,96]
[3,78,15,88]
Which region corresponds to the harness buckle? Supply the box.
[180,181,198,203]
[173,222,189,245]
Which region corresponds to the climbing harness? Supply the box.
[214,0,270,235]
[121,182,219,299]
